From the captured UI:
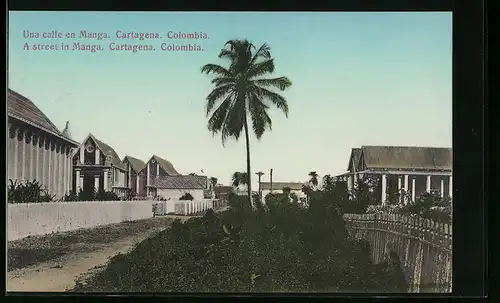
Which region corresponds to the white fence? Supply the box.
[153,199,228,216]
[8,200,154,241]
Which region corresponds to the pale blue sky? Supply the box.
[8,11,452,188]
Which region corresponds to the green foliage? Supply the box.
[179,193,194,201]
[398,192,452,224]
[8,179,55,203]
[62,188,120,202]
[72,193,407,293]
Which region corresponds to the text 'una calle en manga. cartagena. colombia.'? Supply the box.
[21,30,210,53]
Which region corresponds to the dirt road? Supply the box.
[7,210,229,292]
[7,217,180,292]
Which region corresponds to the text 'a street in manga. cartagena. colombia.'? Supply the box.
[21,30,210,53]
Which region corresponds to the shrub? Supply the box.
[72,191,408,293]
[62,188,120,202]
[8,179,55,203]
[179,193,194,201]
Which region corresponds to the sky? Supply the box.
[8,11,452,189]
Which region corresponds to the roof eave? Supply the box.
[9,114,79,147]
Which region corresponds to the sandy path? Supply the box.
[7,208,230,292]
[7,227,164,292]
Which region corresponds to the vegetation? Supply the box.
[63,189,120,202]
[179,193,194,201]
[8,179,55,203]
[231,171,248,189]
[201,39,292,208]
[71,193,407,293]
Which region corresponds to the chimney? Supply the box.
[61,121,71,139]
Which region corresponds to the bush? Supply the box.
[72,192,408,293]
[62,188,120,202]
[8,179,55,203]
[179,193,194,201]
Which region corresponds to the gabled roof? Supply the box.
[7,89,78,146]
[260,182,306,191]
[358,146,452,171]
[142,155,179,176]
[347,148,362,171]
[122,155,146,173]
[151,175,207,189]
[78,133,126,170]
[214,185,234,196]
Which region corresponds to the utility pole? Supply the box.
[256,171,264,201]
[270,168,273,193]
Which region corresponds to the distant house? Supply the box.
[7,89,79,199]
[136,155,180,197]
[72,133,129,197]
[214,185,234,200]
[122,155,146,195]
[337,146,452,204]
[261,182,307,204]
[149,175,209,200]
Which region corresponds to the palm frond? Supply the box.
[251,85,289,117]
[253,77,292,91]
[249,93,272,140]
[206,85,234,116]
[247,59,275,78]
[201,64,232,77]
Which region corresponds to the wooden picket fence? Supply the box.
[343,213,452,293]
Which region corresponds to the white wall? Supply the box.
[8,200,154,241]
[157,188,204,201]
[262,189,306,204]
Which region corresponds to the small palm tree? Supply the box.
[302,184,312,202]
[231,172,248,190]
[201,39,292,208]
[210,177,218,188]
[308,171,319,189]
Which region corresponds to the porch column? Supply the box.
[48,143,52,193]
[128,165,132,188]
[156,163,160,175]
[80,145,85,164]
[75,169,81,191]
[426,175,431,193]
[136,175,140,194]
[404,175,409,205]
[95,175,100,191]
[42,140,47,187]
[29,134,34,181]
[347,175,353,192]
[448,176,452,198]
[21,131,26,181]
[147,163,151,196]
[397,176,402,204]
[67,150,72,193]
[95,149,100,165]
[440,179,445,198]
[381,174,387,205]
[35,136,40,182]
[13,129,19,180]
[103,170,108,191]
[411,177,416,202]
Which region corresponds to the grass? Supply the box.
[7,217,173,271]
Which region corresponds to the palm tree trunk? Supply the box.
[243,116,254,208]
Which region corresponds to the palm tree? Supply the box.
[231,172,248,189]
[210,177,218,188]
[201,39,292,208]
[308,171,319,189]
[302,184,312,202]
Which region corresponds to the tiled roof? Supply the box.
[214,185,234,196]
[359,146,452,171]
[260,182,305,191]
[151,175,208,189]
[7,89,78,145]
[123,155,146,173]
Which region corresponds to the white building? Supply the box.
[337,146,452,205]
[149,175,209,200]
[7,89,79,199]
[261,182,307,204]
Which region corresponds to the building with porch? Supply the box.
[72,134,129,197]
[7,89,79,199]
[338,146,452,205]
[137,155,180,197]
[122,155,146,196]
